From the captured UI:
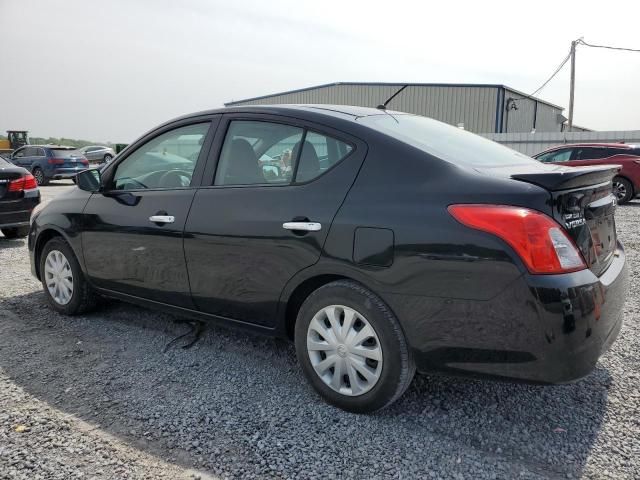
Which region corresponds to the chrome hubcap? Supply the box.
[34,170,44,184]
[44,250,73,305]
[307,305,383,396]
[613,181,627,200]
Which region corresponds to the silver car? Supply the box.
[79,145,115,165]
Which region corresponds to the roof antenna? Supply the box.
[377,84,408,110]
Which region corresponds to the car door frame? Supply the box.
[99,114,221,190]
[80,114,221,306]
[188,111,369,328]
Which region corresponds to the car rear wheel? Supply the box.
[613,177,633,204]
[40,237,99,315]
[294,280,415,413]
[1,226,29,239]
[33,167,48,186]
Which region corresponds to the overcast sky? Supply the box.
[1,0,639,142]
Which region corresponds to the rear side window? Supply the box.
[216,121,304,186]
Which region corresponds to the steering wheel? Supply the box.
[158,170,192,188]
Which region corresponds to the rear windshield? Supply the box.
[51,148,83,157]
[358,114,538,167]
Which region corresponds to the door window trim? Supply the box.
[201,113,360,189]
[100,115,220,193]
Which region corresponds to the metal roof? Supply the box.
[226,82,565,110]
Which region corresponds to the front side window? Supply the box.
[113,123,209,190]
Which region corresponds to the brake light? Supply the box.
[81,158,89,166]
[48,158,65,165]
[448,204,586,274]
[7,174,38,192]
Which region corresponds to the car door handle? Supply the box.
[149,215,175,224]
[282,222,321,232]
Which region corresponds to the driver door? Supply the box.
[80,118,217,307]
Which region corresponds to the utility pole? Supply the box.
[568,40,576,131]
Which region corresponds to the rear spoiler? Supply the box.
[511,165,621,191]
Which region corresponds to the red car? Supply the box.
[534,143,640,204]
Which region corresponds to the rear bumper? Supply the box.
[386,242,629,384]
[0,193,40,229]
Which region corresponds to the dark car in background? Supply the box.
[534,143,640,204]
[0,155,40,238]
[79,145,116,165]
[9,145,89,185]
[29,105,628,412]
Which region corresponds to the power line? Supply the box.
[511,50,572,102]
[577,39,640,53]
[527,51,572,98]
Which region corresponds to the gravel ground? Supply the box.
[0,182,639,479]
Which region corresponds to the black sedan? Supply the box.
[0,156,40,239]
[29,105,628,412]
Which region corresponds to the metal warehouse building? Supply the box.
[225,82,576,134]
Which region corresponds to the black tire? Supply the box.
[39,236,99,315]
[294,280,415,413]
[103,154,113,163]
[613,177,633,204]
[1,226,29,239]
[33,167,48,186]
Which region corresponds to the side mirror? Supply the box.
[76,168,102,192]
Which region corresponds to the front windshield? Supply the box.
[358,114,538,167]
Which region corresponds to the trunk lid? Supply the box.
[509,163,620,277]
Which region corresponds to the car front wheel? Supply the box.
[40,237,98,315]
[295,280,415,413]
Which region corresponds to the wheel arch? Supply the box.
[33,227,76,280]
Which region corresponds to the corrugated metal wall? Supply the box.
[227,84,568,133]
[228,84,499,133]
[502,89,563,133]
[482,130,640,156]
[390,86,498,133]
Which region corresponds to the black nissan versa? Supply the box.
[28,105,628,412]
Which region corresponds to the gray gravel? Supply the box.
[0,182,639,479]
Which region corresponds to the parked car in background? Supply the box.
[29,105,628,412]
[534,143,640,204]
[0,155,40,238]
[80,145,116,165]
[9,145,89,185]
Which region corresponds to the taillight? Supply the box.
[448,204,586,274]
[48,158,65,165]
[7,174,38,192]
[81,158,89,166]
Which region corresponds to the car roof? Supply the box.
[541,143,636,153]
[172,104,397,124]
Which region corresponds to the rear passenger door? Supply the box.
[184,114,366,327]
